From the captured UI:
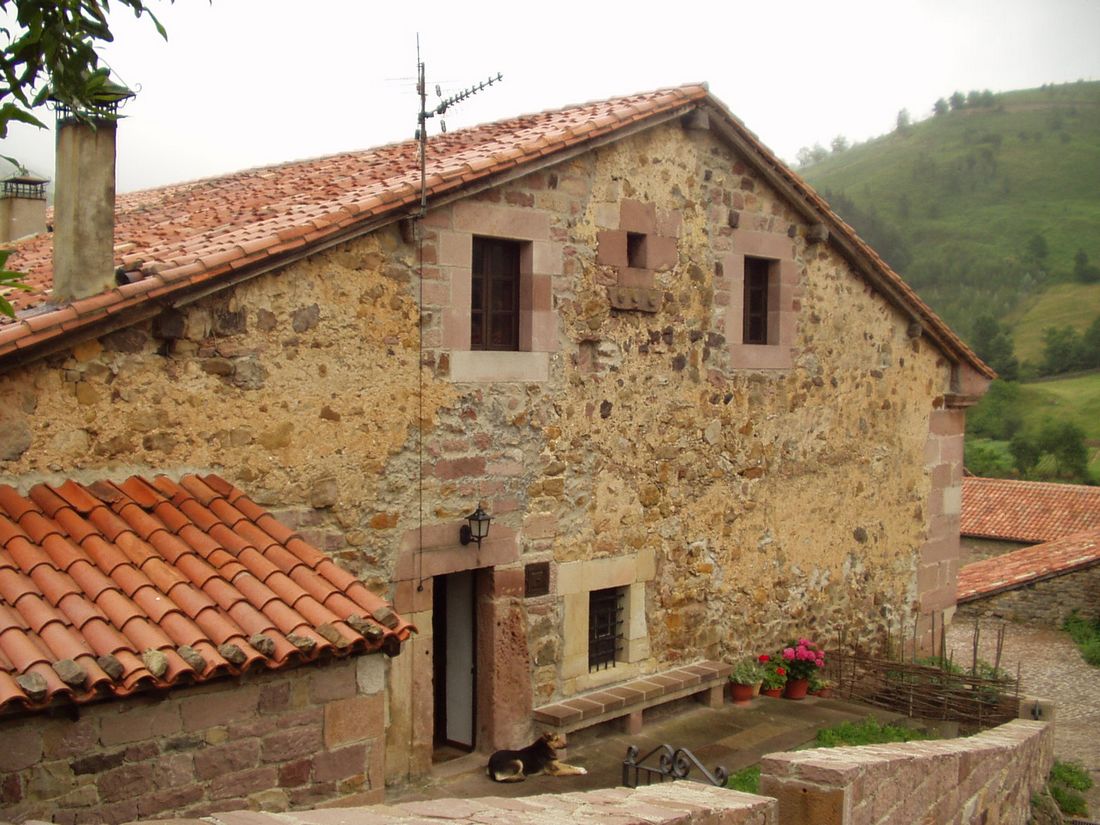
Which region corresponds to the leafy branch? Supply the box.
[0,249,32,317]
[0,0,170,138]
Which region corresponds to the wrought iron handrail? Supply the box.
[622,743,728,789]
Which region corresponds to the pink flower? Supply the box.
[782,647,795,660]
[798,638,811,646]
[816,658,825,668]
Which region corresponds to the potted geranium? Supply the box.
[809,672,835,698]
[728,658,765,703]
[779,638,825,700]
[760,657,787,697]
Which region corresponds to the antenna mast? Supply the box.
[415,37,502,216]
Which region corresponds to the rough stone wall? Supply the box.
[0,657,386,824]
[960,536,1028,565]
[0,118,964,783]
[759,719,1052,825]
[957,563,1100,626]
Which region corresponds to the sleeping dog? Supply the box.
[487,731,588,782]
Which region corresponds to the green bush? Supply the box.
[1051,759,1093,791]
[726,764,760,794]
[1063,611,1100,667]
[1047,759,1093,817]
[1050,784,1088,816]
[814,718,931,748]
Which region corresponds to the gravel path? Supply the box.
[946,618,1100,816]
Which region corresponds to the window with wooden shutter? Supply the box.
[471,237,521,351]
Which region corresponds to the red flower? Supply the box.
[776,666,786,676]
[758,654,770,663]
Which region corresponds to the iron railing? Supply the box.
[622,744,728,789]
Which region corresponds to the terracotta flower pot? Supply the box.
[761,687,783,698]
[783,677,810,700]
[729,682,756,703]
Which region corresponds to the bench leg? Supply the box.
[622,710,644,735]
[698,684,724,708]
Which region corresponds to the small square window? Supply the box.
[743,257,771,345]
[626,232,647,269]
[588,586,624,672]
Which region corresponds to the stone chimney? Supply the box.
[0,170,48,242]
[51,86,131,303]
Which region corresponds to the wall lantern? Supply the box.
[459,505,492,547]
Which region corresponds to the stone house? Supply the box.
[960,475,1100,563]
[0,83,992,816]
[957,476,1100,625]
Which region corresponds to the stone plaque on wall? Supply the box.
[525,562,550,598]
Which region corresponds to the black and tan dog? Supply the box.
[486,731,588,782]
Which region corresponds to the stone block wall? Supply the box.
[957,563,1100,626]
[759,719,1052,825]
[114,783,779,825]
[0,656,387,824]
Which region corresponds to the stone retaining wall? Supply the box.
[759,719,1052,825]
[102,784,779,824]
[0,657,386,824]
[957,563,1100,627]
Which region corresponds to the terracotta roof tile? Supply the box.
[957,528,1100,602]
[962,477,1100,543]
[0,85,989,380]
[0,474,413,713]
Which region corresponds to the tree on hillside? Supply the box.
[933,97,948,116]
[967,379,1023,440]
[1025,233,1048,265]
[971,314,1019,380]
[1036,420,1090,480]
[896,108,911,132]
[0,0,169,138]
[830,134,849,154]
[1041,325,1084,375]
[949,91,966,111]
[1082,316,1100,369]
[1074,249,1100,283]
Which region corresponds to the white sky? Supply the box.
[3,0,1099,193]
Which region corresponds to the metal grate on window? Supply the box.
[588,587,624,672]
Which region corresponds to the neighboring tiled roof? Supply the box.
[957,527,1100,602]
[0,84,991,379]
[0,473,413,714]
[961,477,1100,543]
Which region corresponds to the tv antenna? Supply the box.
[415,35,502,215]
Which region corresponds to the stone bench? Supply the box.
[533,660,731,735]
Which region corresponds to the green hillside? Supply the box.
[801,81,1100,360]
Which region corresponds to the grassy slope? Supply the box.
[976,372,1100,480]
[1010,282,1100,365]
[802,81,1100,354]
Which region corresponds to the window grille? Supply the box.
[588,587,624,672]
[743,257,771,344]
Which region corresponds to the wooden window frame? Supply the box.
[471,236,522,352]
[743,256,771,345]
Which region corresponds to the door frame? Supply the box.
[432,570,478,752]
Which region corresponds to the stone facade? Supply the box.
[0,656,386,823]
[760,719,1052,825]
[0,116,984,794]
[958,562,1100,626]
[960,535,1027,565]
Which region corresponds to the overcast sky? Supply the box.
[3,0,1100,193]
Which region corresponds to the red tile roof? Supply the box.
[0,84,991,379]
[961,477,1100,543]
[957,527,1100,602]
[0,473,413,714]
